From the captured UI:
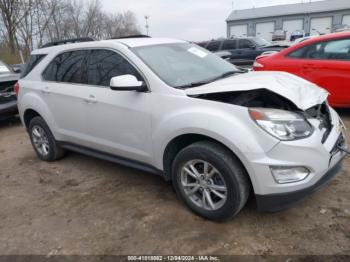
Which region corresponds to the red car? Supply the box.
[253,32,350,108]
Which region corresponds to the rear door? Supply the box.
[221,39,238,63]
[41,50,90,145]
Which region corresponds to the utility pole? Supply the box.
[145,15,150,36]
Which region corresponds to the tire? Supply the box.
[28,116,65,161]
[172,141,250,221]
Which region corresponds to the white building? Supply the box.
[226,0,350,41]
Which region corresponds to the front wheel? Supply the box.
[172,141,250,221]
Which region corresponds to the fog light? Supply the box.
[270,166,310,184]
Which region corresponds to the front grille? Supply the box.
[305,103,332,143]
[0,80,16,104]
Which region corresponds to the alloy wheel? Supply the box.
[180,160,228,211]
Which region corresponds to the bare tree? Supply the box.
[0,0,29,54]
[0,0,141,62]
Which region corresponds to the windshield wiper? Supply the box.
[175,70,239,89]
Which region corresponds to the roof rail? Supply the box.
[110,34,151,40]
[41,37,95,48]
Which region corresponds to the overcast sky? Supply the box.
[100,0,324,41]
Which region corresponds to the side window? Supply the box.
[288,39,350,60]
[21,54,46,78]
[43,50,87,83]
[288,45,310,58]
[87,49,142,87]
[323,39,350,60]
[239,40,254,49]
[222,40,237,50]
[206,41,220,52]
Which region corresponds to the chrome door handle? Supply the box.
[41,87,50,94]
[84,94,97,104]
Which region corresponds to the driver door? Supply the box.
[82,49,153,164]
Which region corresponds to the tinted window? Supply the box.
[288,38,350,60]
[43,51,87,83]
[21,54,46,78]
[222,40,237,50]
[239,39,254,49]
[206,41,220,52]
[87,50,142,87]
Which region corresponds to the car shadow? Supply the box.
[0,115,21,129]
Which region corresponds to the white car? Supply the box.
[17,37,347,220]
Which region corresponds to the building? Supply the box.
[226,0,350,41]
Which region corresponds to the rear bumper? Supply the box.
[256,158,344,212]
[0,100,18,119]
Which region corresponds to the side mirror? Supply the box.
[110,75,147,92]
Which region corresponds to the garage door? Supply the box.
[310,17,332,36]
[343,15,350,26]
[283,19,304,40]
[230,24,248,38]
[256,22,275,41]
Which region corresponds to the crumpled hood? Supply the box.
[186,71,328,111]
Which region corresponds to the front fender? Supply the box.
[152,100,278,172]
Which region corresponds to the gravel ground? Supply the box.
[0,112,349,256]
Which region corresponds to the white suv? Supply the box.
[17,37,347,220]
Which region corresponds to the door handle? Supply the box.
[41,86,50,94]
[84,94,97,104]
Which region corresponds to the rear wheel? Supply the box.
[172,141,250,221]
[28,116,65,161]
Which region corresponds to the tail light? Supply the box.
[14,82,20,96]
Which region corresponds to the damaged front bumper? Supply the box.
[246,107,347,212]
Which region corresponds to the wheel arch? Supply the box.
[23,109,42,130]
[162,133,253,191]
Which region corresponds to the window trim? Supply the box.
[40,47,150,92]
[286,37,350,61]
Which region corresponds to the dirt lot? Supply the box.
[0,112,349,256]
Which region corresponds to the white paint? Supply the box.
[283,19,304,40]
[256,22,275,41]
[230,24,248,38]
[343,15,350,27]
[310,17,332,36]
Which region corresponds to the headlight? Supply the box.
[249,108,313,141]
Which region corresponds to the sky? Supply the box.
[100,0,324,41]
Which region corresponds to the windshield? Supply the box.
[0,61,11,74]
[252,37,271,46]
[132,43,239,88]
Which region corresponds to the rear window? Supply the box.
[21,54,46,78]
